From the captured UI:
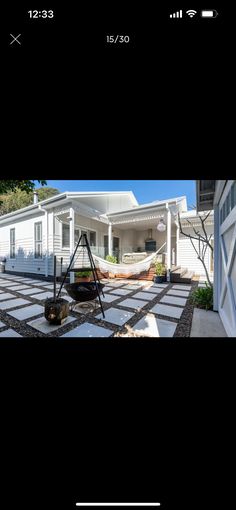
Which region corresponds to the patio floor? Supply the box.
[0,273,199,338]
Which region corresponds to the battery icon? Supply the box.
[201,9,218,18]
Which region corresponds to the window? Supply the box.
[232,181,236,210]
[10,228,15,259]
[62,223,70,248]
[34,222,42,258]
[220,181,236,225]
[89,231,96,246]
[231,184,234,210]
[222,202,226,223]
[220,208,223,224]
[226,191,230,216]
[75,228,80,245]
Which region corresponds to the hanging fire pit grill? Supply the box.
[65,281,105,302]
[56,233,106,319]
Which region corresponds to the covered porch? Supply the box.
[52,198,182,282]
[107,202,180,273]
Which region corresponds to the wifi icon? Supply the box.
[186,9,197,17]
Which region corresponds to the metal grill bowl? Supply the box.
[64,281,104,302]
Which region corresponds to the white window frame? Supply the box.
[61,223,97,250]
[61,222,70,250]
[104,234,121,257]
[10,228,16,259]
[34,221,43,259]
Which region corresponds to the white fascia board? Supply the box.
[107,203,167,219]
[179,210,214,227]
[177,196,188,212]
[0,207,45,225]
[180,209,214,219]
[70,200,109,223]
[66,190,138,202]
[0,192,68,224]
[107,196,186,218]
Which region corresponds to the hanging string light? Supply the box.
[157,217,166,232]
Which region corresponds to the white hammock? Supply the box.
[93,242,166,275]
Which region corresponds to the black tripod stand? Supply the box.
[57,233,105,319]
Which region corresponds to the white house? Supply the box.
[0,189,214,283]
[196,180,236,337]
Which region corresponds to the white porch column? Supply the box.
[69,207,75,283]
[166,206,172,280]
[213,204,219,311]
[44,210,48,277]
[108,222,113,256]
[176,223,179,267]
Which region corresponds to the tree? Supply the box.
[178,211,213,288]
[0,187,59,216]
[0,180,47,195]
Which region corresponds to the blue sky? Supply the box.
[45,180,196,209]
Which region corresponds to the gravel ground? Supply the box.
[173,281,199,337]
[0,275,199,338]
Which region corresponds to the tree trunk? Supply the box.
[178,212,213,289]
[198,256,213,288]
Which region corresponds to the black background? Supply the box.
[1,2,235,510]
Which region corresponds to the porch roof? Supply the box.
[107,195,187,217]
[105,196,187,228]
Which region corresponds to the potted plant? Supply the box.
[154,262,167,283]
[75,270,92,283]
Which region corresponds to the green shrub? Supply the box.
[75,270,92,278]
[106,255,117,264]
[190,284,213,310]
[155,262,166,276]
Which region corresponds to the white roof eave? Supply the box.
[0,190,138,224]
[107,196,187,218]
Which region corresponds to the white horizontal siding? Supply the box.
[49,233,70,276]
[50,215,109,276]
[178,222,214,275]
[0,212,46,275]
[178,238,212,275]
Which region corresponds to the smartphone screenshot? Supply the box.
[1,3,234,510]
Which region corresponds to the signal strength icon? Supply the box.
[186,9,197,17]
[170,10,183,18]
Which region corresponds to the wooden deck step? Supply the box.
[170,267,194,284]
[171,265,181,273]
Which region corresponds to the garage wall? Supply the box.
[218,180,236,337]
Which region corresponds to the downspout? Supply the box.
[108,223,113,256]
[39,205,49,277]
[45,210,48,277]
[213,204,219,311]
[166,204,172,281]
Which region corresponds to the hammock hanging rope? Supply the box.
[93,242,166,276]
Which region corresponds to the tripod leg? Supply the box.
[84,235,105,297]
[57,233,83,299]
[84,234,105,319]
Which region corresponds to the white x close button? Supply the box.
[10,34,22,45]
